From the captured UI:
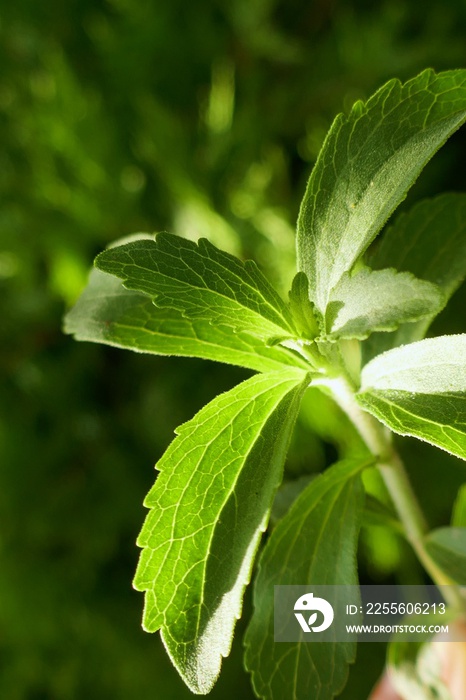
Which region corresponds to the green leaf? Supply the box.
[133,369,309,694]
[424,527,466,584]
[452,485,466,527]
[63,267,308,373]
[362,494,403,534]
[326,267,443,339]
[297,69,466,314]
[357,335,466,461]
[270,474,315,525]
[288,272,320,339]
[95,232,296,343]
[365,193,466,358]
[244,458,369,700]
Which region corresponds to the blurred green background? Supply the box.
[1,1,466,698]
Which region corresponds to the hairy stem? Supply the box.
[315,374,464,611]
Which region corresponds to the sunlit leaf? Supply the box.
[288,272,320,339]
[357,335,466,461]
[297,69,466,314]
[326,267,443,339]
[133,369,309,694]
[95,232,296,341]
[365,193,466,358]
[64,267,308,373]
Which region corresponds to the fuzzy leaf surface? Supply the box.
[326,267,443,339]
[64,268,307,373]
[297,69,466,313]
[133,369,309,694]
[244,458,368,700]
[357,335,466,461]
[365,193,466,358]
[95,232,296,342]
[424,527,466,585]
[288,272,320,339]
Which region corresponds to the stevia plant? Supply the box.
[65,68,466,699]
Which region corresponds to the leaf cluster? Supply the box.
[65,69,466,700]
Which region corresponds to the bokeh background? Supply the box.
[1,1,466,698]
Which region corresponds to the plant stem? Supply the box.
[316,374,465,612]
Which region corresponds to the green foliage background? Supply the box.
[1,1,466,698]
